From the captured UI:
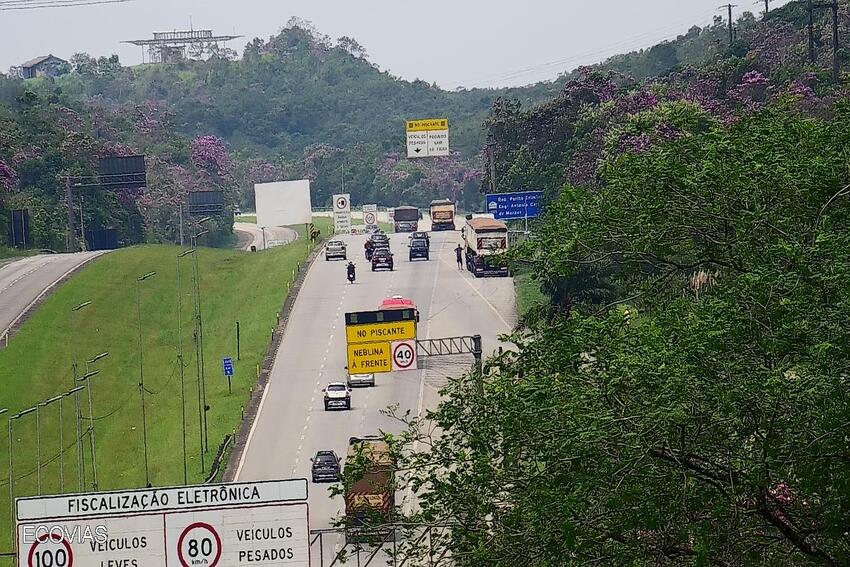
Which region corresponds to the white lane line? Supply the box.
[452,259,512,331]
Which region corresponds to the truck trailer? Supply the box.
[462,217,509,277]
[393,206,419,232]
[344,436,395,543]
[429,199,456,231]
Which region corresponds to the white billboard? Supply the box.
[255,181,313,228]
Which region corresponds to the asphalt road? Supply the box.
[234,222,516,564]
[0,252,104,343]
[233,222,299,251]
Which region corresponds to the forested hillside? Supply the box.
[391,2,850,565]
[0,6,821,251]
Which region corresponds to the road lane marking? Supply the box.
[451,256,513,331]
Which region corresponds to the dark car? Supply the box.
[311,450,341,482]
[409,238,429,261]
[409,231,430,244]
[372,248,394,271]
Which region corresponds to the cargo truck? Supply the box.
[344,436,395,543]
[429,199,456,231]
[462,217,509,277]
[393,206,419,232]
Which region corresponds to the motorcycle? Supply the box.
[347,264,356,284]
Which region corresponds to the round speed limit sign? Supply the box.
[177,522,222,567]
[364,212,376,225]
[335,196,348,211]
[392,340,417,371]
[28,533,73,567]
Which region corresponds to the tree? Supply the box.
[391,103,850,566]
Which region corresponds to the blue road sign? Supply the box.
[223,357,234,377]
[485,191,543,221]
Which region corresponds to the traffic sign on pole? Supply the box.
[223,357,234,377]
[485,191,544,221]
[345,309,418,373]
[17,480,309,567]
[391,340,417,371]
[406,118,450,158]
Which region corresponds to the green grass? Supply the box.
[235,214,257,224]
[0,217,331,553]
[514,271,548,317]
[0,246,38,261]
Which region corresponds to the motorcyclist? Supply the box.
[347,261,356,283]
[364,239,375,260]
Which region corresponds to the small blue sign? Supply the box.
[485,191,543,221]
[223,357,234,377]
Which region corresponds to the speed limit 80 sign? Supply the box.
[166,504,309,566]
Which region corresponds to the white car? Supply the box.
[347,373,375,388]
[325,240,347,261]
[323,382,351,410]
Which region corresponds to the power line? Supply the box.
[0,0,133,10]
[458,9,720,88]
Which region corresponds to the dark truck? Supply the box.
[344,436,395,543]
[393,206,419,233]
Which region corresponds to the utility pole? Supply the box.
[763,0,770,17]
[65,177,77,252]
[829,1,840,82]
[808,0,816,64]
[718,4,737,47]
[486,142,497,195]
[79,195,87,252]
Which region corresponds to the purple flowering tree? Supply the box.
[191,135,231,176]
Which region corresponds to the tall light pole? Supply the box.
[70,300,91,491]
[78,362,104,491]
[57,387,83,494]
[190,224,210,453]
[37,395,65,495]
[177,250,195,481]
[9,407,35,541]
[136,271,157,487]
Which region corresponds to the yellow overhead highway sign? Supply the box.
[346,320,416,345]
[406,118,448,132]
[347,342,392,373]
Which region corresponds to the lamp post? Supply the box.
[57,387,83,494]
[190,225,210,454]
[9,407,35,541]
[35,396,58,494]
[78,363,103,491]
[70,300,92,491]
[136,271,157,487]
[177,250,195,480]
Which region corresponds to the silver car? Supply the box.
[325,240,347,261]
[347,373,375,387]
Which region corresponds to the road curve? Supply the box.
[233,223,516,564]
[233,222,299,251]
[0,252,106,345]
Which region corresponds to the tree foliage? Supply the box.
[392,101,850,566]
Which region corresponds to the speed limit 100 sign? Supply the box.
[391,340,417,371]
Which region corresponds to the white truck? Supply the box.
[462,217,509,277]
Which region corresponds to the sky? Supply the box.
[0,0,792,89]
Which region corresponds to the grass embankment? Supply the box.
[514,271,548,318]
[0,218,330,554]
[235,214,257,224]
[0,246,37,261]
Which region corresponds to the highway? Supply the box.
[233,222,299,251]
[234,222,517,564]
[0,252,104,345]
